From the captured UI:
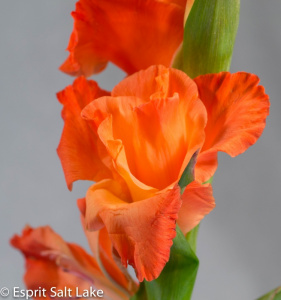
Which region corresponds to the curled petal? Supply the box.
[60,0,185,76]
[194,72,270,182]
[84,180,182,281]
[177,181,215,235]
[57,77,112,190]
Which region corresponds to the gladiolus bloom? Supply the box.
[57,65,269,282]
[60,0,190,77]
[79,65,215,281]
[11,226,136,300]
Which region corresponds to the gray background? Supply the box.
[1,1,280,299]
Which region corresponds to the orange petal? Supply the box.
[59,30,108,77]
[112,65,170,99]
[84,180,182,281]
[177,181,215,235]
[98,228,138,292]
[60,0,185,76]
[194,151,218,183]
[77,198,136,293]
[57,76,112,190]
[194,72,270,182]
[11,226,130,300]
[83,66,207,196]
[10,226,99,293]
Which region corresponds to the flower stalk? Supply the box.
[10,1,272,300]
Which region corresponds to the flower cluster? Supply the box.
[11,0,269,298]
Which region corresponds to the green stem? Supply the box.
[186,225,200,254]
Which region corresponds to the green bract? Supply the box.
[174,0,240,78]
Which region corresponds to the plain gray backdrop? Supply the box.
[1,1,280,299]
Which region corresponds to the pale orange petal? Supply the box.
[60,0,185,76]
[82,95,161,201]
[178,181,215,235]
[57,77,112,190]
[84,180,181,281]
[83,66,207,196]
[194,72,270,182]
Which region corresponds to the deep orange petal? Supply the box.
[84,180,181,282]
[177,181,215,235]
[57,76,112,190]
[194,72,270,182]
[60,0,185,76]
[163,0,187,6]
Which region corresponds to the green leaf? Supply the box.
[142,225,199,300]
[130,283,148,300]
[256,287,281,300]
[178,0,240,78]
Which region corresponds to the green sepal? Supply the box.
[177,0,240,78]
[203,176,213,185]
[143,225,199,300]
[131,226,199,300]
[256,287,281,300]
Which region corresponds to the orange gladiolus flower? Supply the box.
[79,65,213,281]
[57,68,215,281]
[57,65,269,282]
[11,225,136,300]
[60,0,190,77]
